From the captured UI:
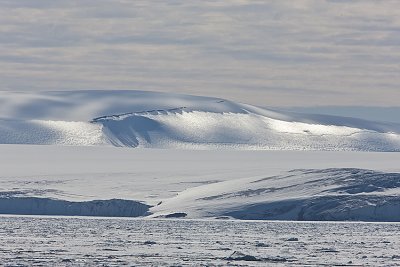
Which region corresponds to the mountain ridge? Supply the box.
[1,90,399,151]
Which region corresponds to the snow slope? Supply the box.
[1,145,400,221]
[1,90,400,151]
[151,168,400,221]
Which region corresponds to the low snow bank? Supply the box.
[151,168,400,222]
[0,197,150,217]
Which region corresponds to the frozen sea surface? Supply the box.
[0,216,399,266]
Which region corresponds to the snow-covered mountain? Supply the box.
[1,90,400,221]
[1,90,400,151]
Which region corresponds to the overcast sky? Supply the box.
[1,0,399,107]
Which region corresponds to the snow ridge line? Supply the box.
[91,107,188,122]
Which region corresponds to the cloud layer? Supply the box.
[1,0,399,106]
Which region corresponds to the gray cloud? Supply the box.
[0,0,399,106]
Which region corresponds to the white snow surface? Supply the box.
[1,145,400,221]
[1,90,400,221]
[151,168,400,221]
[1,90,400,150]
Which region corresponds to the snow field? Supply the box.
[1,90,400,151]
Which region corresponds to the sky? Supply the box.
[0,0,399,107]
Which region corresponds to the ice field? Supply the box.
[0,216,399,266]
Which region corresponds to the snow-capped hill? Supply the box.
[0,90,400,150]
[151,168,400,221]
